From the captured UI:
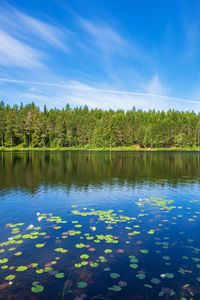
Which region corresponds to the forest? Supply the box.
[0,101,200,149]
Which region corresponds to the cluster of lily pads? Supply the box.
[0,197,200,299]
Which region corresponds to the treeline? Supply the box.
[0,101,200,148]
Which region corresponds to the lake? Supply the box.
[0,151,200,300]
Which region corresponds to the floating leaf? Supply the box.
[16,266,28,271]
[130,264,138,269]
[90,262,98,268]
[75,263,82,268]
[55,272,65,278]
[163,256,170,260]
[136,273,145,279]
[141,249,149,254]
[165,273,174,278]
[31,285,44,293]
[14,252,22,256]
[151,278,161,284]
[110,273,120,279]
[75,244,85,248]
[108,285,122,292]
[0,258,8,264]
[104,267,111,272]
[54,248,68,253]
[104,249,112,253]
[35,243,45,248]
[77,281,88,288]
[1,265,8,269]
[5,275,15,281]
[80,254,89,259]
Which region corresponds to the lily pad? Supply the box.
[0,258,8,264]
[110,273,120,279]
[136,273,145,279]
[77,281,88,288]
[31,285,44,293]
[151,278,161,284]
[108,285,122,292]
[35,243,45,248]
[5,275,15,281]
[16,266,28,271]
[104,249,112,253]
[55,272,65,278]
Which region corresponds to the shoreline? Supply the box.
[1,146,200,152]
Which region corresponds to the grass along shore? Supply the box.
[1,145,200,152]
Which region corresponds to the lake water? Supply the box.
[1,151,200,300]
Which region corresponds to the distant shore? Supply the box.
[1,146,200,152]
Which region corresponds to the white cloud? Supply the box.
[145,75,164,95]
[1,77,200,111]
[0,3,69,53]
[79,19,126,56]
[13,10,69,53]
[0,30,43,68]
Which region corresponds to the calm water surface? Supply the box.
[0,151,200,300]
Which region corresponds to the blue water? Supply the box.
[0,151,200,300]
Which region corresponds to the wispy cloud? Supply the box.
[79,18,126,57]
[0,30,43,68]
[0,77,200,112]
[144,74,170,96]
[11,9,69,52]
[0,2,70,69]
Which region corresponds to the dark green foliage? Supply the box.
[1,102,200,148]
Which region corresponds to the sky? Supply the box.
[0,0,200,111]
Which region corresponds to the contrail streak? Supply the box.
[0,77,199,104]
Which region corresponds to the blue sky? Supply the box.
[0,0,200,111]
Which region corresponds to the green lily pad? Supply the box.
[14,252,22,256]
[0,258,8,264]
[75,244,85,248]
[163,256,170,260]
[110,273,120,279]
[36,269,44,274]
[31,285,44,293]
[5,275,15,281]
[108,285,122,292]
[75,263,82,268]
[80,254,89,259]
[136,273,145,279]
[35,243,45,248]
[54,248,68,253]
[77,281,88,288]
[16,266,28,271]
[165,273,174,278]
[151,278,161,284]
[144,284,153,288]
[1,265,8,269]
[55,272,65,278]
[104,249,112,253]
[130,263,138,269]
[90,262,98,267]
[141,249,149,254]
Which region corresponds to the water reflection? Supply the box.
[0,151,200,193]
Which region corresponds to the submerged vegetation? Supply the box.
[1,196,200,299]
[1,101,200,149]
